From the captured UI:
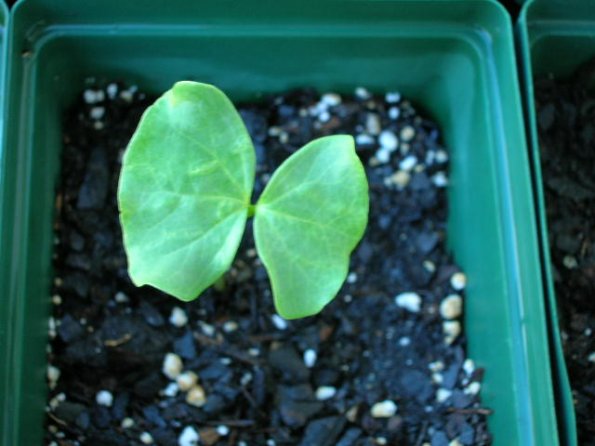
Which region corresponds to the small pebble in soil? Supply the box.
[356,133,375,146]
[366,113,381,135]
[443,321,462,344]
[321,93,342,107]
[162,382,179,397]
[400,125,415,142]
[464,381,481,395]
[95,390,113,407]
[47,365,60,389]
[345,406,359,423]
[429,361,445,372]
[271,314,288,330]
[463,359,475,375]
[355,87,371,100]
[399,155,417,171]
[379,130,399,152]
[303,348,317,368]
[346,272,358,284]
[433,171,449,187]
[450,272,467,291]
[140,431,154,444]
[162,353,183,379]
[121,417,134,429]
[423,260,436,273]
[248,347,260,357]
[222,320,239,332]
[240,372,252,386]
[563,255,578,269]
[186,385,207,407]
[176,371,198,392]
[179,426,200,446]
[395,292,422,312]
[48,392,65,410]
[385,91,401,103]
[319,111,331,123]
[440,294,463,319]
[389,170,410,189]
[48,317,56,339]
[371,400,398,418]
[89,106,105,120]
[315,385,337,400]
[389,107,400,120]
[169,306,188,327]
[114,291,129,304]
[200,322,216,337]
[106,83,118,99]
[435,149,448,163]
[83,89,104,104]
[120,85,137,102]
[376,148,390,164]
[436,388,452,403]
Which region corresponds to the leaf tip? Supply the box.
[127,265,201,303]
[274,292,332,320]
[126,267,147,289]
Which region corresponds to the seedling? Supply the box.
[118,81,369,319]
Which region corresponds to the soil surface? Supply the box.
[45,83,491,446]
[535,64,595,444]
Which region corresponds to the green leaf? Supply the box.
[118,81,255,300]
[254,135,369,319]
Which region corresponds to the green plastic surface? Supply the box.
[0,0,12,439]
[517,1,595,444]
[0,2,6,141]
[0,1,558,445]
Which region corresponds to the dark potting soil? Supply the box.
[534,64,595,444]
[45,83,491,446]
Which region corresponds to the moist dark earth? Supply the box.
[45,83,491,446]
[535,64,595,445]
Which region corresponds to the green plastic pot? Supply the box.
[0,1,558,444]
[518,1,595,445]
[0,2,7,146]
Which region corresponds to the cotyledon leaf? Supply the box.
[118,81,255,300]
[254,135,369,319]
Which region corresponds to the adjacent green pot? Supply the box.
[0,1,6,140]
[0,1,559,445]
[518,1,595,445]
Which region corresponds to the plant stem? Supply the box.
[247,204,256,218]
[213,275,226,292]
